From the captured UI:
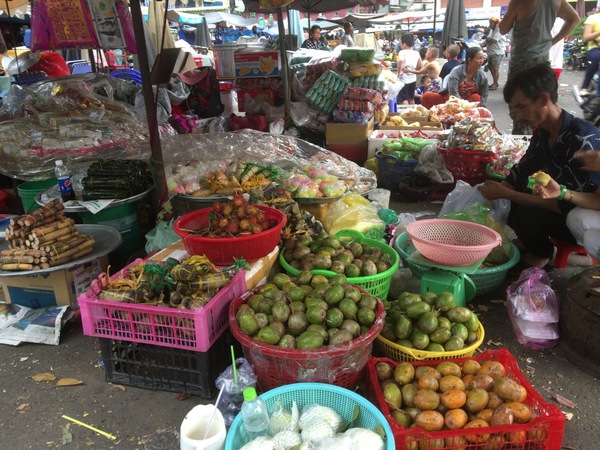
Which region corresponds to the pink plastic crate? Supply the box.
[78,261,246,352]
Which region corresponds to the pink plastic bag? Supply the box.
[506,267,559,349]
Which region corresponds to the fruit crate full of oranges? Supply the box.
[365,349,565,450]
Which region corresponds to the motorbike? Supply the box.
[565,39,587,70]
[573,73,600,127]
[450,37,488,68]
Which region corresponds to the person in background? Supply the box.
[499,0,579,134]
[550,17,565,80]
[301,25,327,50]
[483,17,504,90]
[396,33,422,105]
[580,9,600,96]
[422,46,488,108]
[341,22,355,47]
[404,46,442,93]
[428,35,434,47]
[413,35,422,50]
[414,75,431,105]
[440,44,461,80]
[479,64,600,271]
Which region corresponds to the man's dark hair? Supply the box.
[503,63,558,104]
[309,25,321,35]
[343,22,352,31]
[401,33,414,47]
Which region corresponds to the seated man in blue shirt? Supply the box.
[478,63,600,271]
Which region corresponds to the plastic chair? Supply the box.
[71,62,92,74]
[550,237,595,269]
[110,68,142,85]
[12,71,48,86]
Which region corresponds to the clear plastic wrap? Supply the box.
[322,193,385,236]
[0,76,150,180]
[161,130,376,196]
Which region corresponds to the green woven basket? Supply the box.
[279,229,400,300]
[224,383,395,450]
[394,231,520,296]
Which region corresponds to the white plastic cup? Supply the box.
[180,405,226,450]
[0,76,11,94]
[368,188,391,209]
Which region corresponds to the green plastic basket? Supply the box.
[394,231,520,296]
[279,229,400,300]
[224,382,395,450]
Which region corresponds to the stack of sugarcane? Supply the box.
[81,159,151,200]
[1,199,95,271]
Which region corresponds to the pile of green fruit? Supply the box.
[234,272,383,350]
[282,232,394,277]
[380,291,480,353]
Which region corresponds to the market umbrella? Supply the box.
[299,18,339,30]
[331,13,387,31]
[441,0,467,49]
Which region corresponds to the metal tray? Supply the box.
[0,225,122,277]
[37,187,153,213]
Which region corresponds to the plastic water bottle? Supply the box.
[55,160,76,202]
[240,387,270,440]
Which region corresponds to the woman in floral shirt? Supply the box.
[421,47,489,108]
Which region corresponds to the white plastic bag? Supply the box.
[439,180,511,225]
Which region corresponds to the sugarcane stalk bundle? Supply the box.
[2,200,94,271]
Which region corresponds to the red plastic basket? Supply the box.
[438,146,497,185]
[228,292,385,391]
[78,260,247,352]
[173,205,287,265]
[366,349,566,450]
[406,219,501,266]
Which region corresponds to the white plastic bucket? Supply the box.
[180,405,226,450]
[368,188,391,209]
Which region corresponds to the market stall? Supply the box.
[0,3,585,450]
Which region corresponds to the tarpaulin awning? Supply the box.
[204,11,257,27]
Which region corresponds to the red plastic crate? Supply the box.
[327,144,367,165]
[236,89,276,112]
[366,349,565,450]
[438,146,497,185]
[78,261,247,352]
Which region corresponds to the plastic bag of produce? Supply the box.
[506,267,559,349]
[322,193,384,236]
[439,180,510,225]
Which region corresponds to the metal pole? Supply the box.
[276,8,291,127]
[129,0,168,203]
[433,0,437,45]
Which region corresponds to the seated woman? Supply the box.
[421,46,489,109]
[533,150,600,260]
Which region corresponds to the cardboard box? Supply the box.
[2,256,108,309]
[236,89,276,112]
[367,129,442,159]
[326,117,374,148]
[234,51,280,78]
[380,114,444,130]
